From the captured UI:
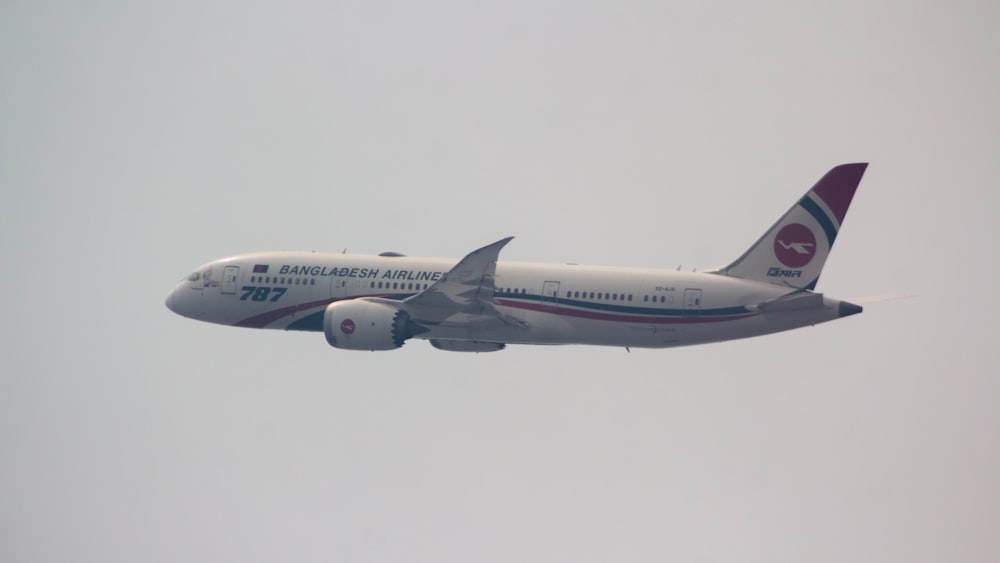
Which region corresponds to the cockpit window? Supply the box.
[187,272,201,282]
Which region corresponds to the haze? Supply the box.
[2,1,998,562]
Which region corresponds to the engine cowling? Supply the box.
[323,299,425,351]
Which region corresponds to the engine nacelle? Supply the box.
[323,299,425,351]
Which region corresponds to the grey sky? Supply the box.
[2,1,998,562]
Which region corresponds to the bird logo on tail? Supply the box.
[773,223,817,268]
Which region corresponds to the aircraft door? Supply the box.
[541,281,561,310]
[331,276,348,300]
[683,288,702,316]
[222,266,239,295]
[542,281,561,299]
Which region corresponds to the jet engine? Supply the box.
[323,299,426,351]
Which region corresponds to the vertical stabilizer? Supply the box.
[711,163,868,290]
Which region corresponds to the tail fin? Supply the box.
[711,163,868,290]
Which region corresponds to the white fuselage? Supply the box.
[166,251,853,349]
[166,165,869,351]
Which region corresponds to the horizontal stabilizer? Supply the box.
[748,292,825,313]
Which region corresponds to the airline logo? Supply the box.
[340,319,356,334]
[777,240,814,255]
[774,223,817,268]
[253,264,269,273]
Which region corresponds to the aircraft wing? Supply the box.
[395,237,525,328]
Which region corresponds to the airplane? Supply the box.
[165,163,868,352]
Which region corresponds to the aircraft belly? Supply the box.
[428,307,688,348]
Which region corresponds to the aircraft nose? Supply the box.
[165,284,191,317]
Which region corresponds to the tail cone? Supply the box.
[838,301,863,318]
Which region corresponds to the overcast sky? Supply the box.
[2,1,998,562]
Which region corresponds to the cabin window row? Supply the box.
[250,275,316,286]
[494,288,672,305]
[496,288,635,302]
[243,276,672,305]
[368,281,431,291]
